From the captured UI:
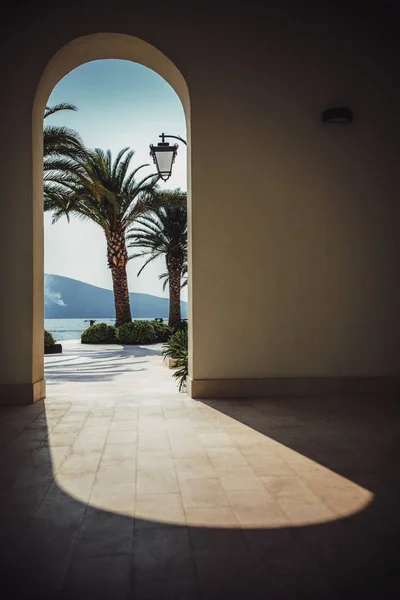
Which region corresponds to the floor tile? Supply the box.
[206,446,249,467]
[174,456,217,479]
[89,481,135,514]
[137,436,170,452]
[217,465,265,491]
[228,489,290,527]
[48,432,79,447]
[107,430,137,444]
[53,472,96,503]
[109,419,138,431]
[72,437,106,454]
[135,493,185,527]
[137,450,174,470]
[185,506,239,527]
[95,463,136,485]
[131,577,202,600]
[62,555,132,599]
[179,477,229,509]
[198,432,234,447]
[169,437,207,458]
[246,454,295,476]
[101,443,137,463]
[58,452,101,474]
[136,468,180,495]
[133,527,195,582]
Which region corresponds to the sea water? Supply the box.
[44,317,168,341]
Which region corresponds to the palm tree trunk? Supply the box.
[168,257,183,327]
[111,266,132,326]
[107,229,132,326]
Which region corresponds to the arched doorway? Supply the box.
[33,33,191,401]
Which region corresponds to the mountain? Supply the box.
[44,274,188,319]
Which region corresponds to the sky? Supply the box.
[45,59,187,300]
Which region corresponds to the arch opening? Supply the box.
[33,33,192,394]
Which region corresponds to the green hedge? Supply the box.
[152,321,173,342]
[44,330,56,347]
[80,320,177,345]
[117,321,157,344]
[81,323,116,344]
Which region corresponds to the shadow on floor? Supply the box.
[45,344,162,383]
[0,396,399,599]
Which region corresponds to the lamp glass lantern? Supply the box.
[149,140,178,181]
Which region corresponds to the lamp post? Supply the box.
[149,133,187,181]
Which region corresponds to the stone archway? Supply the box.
[31,33,191,402]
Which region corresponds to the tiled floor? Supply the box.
[0,340,399,599]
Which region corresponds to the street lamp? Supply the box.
[149,133,187,181]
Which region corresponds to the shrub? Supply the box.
[173,320,188,332]
[44,330,56,346]
[117,321,157,344]
[162,328,188,392]
[81,323,116,344]
[152,320,174,343]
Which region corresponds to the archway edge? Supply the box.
[30,32,191,402]
[34,32,190,118]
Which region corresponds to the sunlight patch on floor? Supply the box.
[45,341,374,529]
[48,400,373,529]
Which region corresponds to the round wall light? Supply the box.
[322,107,353,123]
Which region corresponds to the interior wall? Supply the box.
[190,9,400,380]
[0,0,399,402]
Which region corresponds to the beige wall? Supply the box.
[0,1,399,402]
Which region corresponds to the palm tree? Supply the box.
[159,262,187,291]
[44,147,159,326]
[127,189,187,328]
[43,103,84,199]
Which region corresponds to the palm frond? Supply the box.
[45,144,158,239]
[126,190,187,285]
[44,103,77,119]
[43,125,83,153]
[135,253,160,277]
[158,271,169,292]
[111,148,131,181]
[115,149,135,190]
[123,164,148,190]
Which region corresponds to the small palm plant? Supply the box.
[162,328,188,392]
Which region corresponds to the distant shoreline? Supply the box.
[45,317,169,320]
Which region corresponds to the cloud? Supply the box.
[44,276,67,307]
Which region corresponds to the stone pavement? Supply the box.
[0,340,399,599]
